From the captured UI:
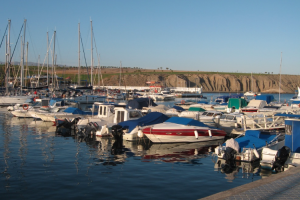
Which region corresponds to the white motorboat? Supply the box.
[260,118,300,172]
[141,117,227,143]
[0,95,33,106]
[214,130,282,162]
[76,102,143,137]
[178,107,206,120]
[117,112,169,141]
[36,107,96,123]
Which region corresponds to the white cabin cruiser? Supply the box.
[76,102,143,137]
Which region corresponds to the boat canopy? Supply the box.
[246,99,267,107]
[165,117,211,127]
[227,98,248,109]
[291,100,300,104]
[255,95,275,104]
[127,98,157,109]
[188,107,206,112]
[231,130,277,151]
[62,107,95,115]
[172,105,185,111]
[118,112,169,132]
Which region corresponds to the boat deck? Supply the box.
[200,166,300,200]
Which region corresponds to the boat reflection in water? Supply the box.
[140,140,223,164]
[213,158,261,182]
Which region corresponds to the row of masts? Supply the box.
[3,19,102,92]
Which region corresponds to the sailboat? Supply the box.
[244,72,257,96]
[68,22,93,90]
[0,19,33,106]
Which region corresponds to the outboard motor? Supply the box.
[77,122,99,137]
[111,125,124,155]
[272,146,291,172]
[56,117,80,136]
[223,147,237,161]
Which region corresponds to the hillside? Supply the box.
[56,68,299,93]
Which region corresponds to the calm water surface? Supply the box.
[0,93,294,199]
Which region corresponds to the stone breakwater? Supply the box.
[101,73,300,93]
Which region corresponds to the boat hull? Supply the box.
[143,127,226,143]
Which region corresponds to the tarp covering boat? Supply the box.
[62,107,95,115]
[127,98,157,109]
[232,130,277,151]
[227,98,248,109]
[118,112,169,132]
[172,105,185,111]
[165,117,212,127]
[188,107,206,112]
[255,95,275,104]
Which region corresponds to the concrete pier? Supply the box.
[200,167,300,200]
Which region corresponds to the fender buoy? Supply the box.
[181,100,185,104]
[23,104,29,110]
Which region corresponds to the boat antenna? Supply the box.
[279,52,282,103]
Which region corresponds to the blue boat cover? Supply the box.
[234,130,277,150]
[63,107,95,115]
[229,94,244,98]
[197,101,208,104]
[173,105,185,111]
[274,113,300,118]
[285,119,300,152]
[118,112,169,132]
[127,98,157,109]
[291,100,300,104]
[165,117,211,127]
[255,95,275,104]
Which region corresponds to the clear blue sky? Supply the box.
[1,0,299,74]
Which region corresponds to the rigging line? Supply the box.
[26,22,38,63]
[0,23,8,49]
[80,33,90,84]
[54,33,64,66]
[6,23,24,75]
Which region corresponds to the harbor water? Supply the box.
[0,93,295,199]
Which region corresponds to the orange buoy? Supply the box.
[181,100,185,104]
[23,104,29,110]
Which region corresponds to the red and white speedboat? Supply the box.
[141,117,227,143]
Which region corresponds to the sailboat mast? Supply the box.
[78,23,81,85]
[21,19,27,94]
[90,20,93,86]
[47,31,49,86]
[279,52,282,103]
[5,20,11,94]
[119,61,122,87]
[251,72,253,92]
[52,31,56,89]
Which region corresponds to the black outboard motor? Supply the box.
[111,125,124,155]
[221,147,238,174]
[223,147,237,161]
[77,122,100,137]
[272,146,291,172]
[56,117,80,136]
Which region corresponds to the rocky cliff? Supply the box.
[102,73,300,93]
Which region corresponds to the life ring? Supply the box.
[181,100,185,104]
[23,104,29,110]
